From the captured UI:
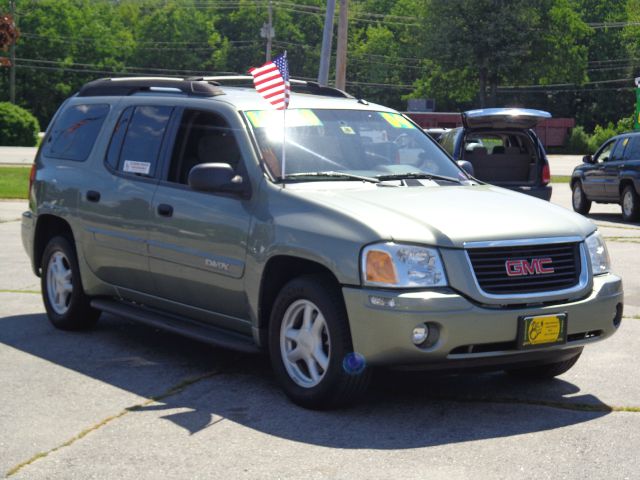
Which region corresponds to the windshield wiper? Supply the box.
[375,172,462,184]
[280,171,380,183]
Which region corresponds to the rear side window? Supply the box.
[105,107,134,170]
[109,106,173,177]
[43,104,110,161]
[624,136,640,160]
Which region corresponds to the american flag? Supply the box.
[249,52,290,110]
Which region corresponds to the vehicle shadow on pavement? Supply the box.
[1,312,612,450]
[585,212,640,227]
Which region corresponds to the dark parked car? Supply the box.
[571,132,640,221]
[438,108,552,200]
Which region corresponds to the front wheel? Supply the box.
[571,181,591,215]
[268,274,371,409]
[505,350,582,379]
[621,185,640,222]
[41,236,100,330]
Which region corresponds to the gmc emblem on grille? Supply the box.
[505,258,555,277]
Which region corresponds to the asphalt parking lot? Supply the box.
[1,183,639,479]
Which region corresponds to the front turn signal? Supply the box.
[366,250,398,284]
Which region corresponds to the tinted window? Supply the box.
[624,136,640,160]
[440,130,456,155]
[105,107,134,170]
[610,138,626,161]
[595,140,616,163]
[167,109,242,185]
[44,104,110,161]
[118,106,172,177]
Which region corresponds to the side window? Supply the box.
[611,137,631,160]
[624,136,640,160]
[167,109,242,185]
[43,104,110,161]
[440,130,456,155]
[116,106,173,177]
[595,140,617,163]
[611,137,627,161]
[105,107,134,170]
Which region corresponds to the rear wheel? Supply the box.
[268,274,371,409]
[41,236,100,330]
[621,185,640,222]
[505,350,582,379]
[571,181,591,215]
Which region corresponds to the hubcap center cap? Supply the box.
[298,331,315,353]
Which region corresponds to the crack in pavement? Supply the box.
[4,370,223,478]
[603,237,640,243]
[595,223,640,231]
[0,290,40,294]
[426,395,640,413]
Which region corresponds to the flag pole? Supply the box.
[281,109,286,188]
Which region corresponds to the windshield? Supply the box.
[245,109,465,181]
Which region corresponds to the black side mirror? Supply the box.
[188,163,248,197]
[457,160,475,177]
[583,155,594,164]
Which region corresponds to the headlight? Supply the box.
[362,242,448,288]
[585,231,611,275]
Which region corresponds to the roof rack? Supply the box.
[187,75,354,98]
[77,77,225,97]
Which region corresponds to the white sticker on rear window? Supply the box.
[123,160,151,175]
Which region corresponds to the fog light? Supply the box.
[412,323,429,345]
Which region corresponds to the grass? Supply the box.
[0,166,30,199]
[551,175,571,183]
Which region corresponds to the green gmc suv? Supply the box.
[23,77,623,408]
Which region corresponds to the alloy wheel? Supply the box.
[46,251,73,315]
[279,299,331,388]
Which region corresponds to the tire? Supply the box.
[41,236,100,330]
[571,181,591,215]
[621,185,640,222]
[505,350,582,379]
[268,274,371,409]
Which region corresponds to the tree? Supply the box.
[413,0,590,109]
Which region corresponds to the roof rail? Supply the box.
[77,77,225,97]
[187,75,353,98]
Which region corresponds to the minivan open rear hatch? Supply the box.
[462,108,551,130]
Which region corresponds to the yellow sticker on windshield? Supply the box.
[340,125,355,134]
[246,109,323,128]
[379,112,413,129]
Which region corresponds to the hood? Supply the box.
[286,183,595,248]
[463,108,551,130]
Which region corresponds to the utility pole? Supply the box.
[334,0,348,90]
[260,1,274,63]
[318,0,335,86]
[9,0,16,104]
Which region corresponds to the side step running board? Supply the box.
[91,298,260,354]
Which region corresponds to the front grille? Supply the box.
[467,242,581,295]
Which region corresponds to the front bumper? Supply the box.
[343,273,622,367]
